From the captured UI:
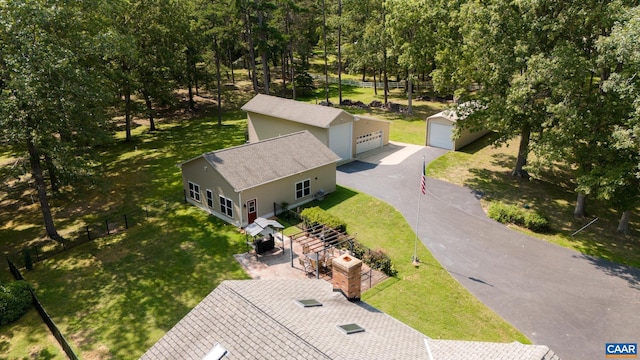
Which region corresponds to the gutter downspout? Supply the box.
[238,190,244,228]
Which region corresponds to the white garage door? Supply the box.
[356,131,383,154]
[429,122,454,150]
[329,122,353,160]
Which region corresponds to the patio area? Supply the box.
[234,231,388,292]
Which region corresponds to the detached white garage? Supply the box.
[426,109,490,151]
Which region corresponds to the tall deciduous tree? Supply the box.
[526,0,634,218]
[386,0,439,113]
[0,0,112,241]
[595,5,640,232]
[453,0,540,179]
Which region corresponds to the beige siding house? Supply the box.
[179,131,340,227]
[426,109,490,150]
[242,94,390,162]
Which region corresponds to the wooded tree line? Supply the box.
[1,0,638,239]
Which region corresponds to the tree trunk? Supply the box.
[258,9,270,95]
[382,6,388,105]
[383,52,389,105]
[143,91,156,131]
[187,81,195,111]
[337,0,342,105]
[362,67,366,82]
[245,10,258,93]
[322,0,329,103]
[512,123,531,178]
[27,137,63,242]
[193,61,199,96]
[407,77,413,114]
[261,51,270,95]
[574,192,587,218]
[44,153,59,194]
[228,47,235,84]
[124,83,132,142]
[281,53,286,92]
[289,48,296,100]
[215,38,222,127]
[617,210,631,234]
[373,71,377,95]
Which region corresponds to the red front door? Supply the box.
[247,199,257,224]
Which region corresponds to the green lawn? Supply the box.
[0,309,65,359]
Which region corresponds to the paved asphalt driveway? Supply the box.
[337,143,640,360]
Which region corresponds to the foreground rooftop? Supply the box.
[141,279,558,360]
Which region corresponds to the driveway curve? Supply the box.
[337,143,640,360]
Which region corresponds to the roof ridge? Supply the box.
[204,130,310,156]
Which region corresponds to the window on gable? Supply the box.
[189,182,201,202]
[206,189,214,208]
[295,179,311,199]
[220,196,233,217]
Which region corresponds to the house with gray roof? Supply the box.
[178,131,340,227]
[141,279,560,360]
[242,94,391,162]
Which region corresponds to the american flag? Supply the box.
[420,158,426,195]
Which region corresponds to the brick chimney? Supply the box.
[332,253,362,301]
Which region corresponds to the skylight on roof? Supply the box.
[202,343,228,360]
[337,323,365,335]
[295,299,323,308]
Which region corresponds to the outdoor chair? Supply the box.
[298,257,312,274]
[323,257,333,272]
[309,258,319,272]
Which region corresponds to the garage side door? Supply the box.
[428,122,454,150]
[356,131,383,154]
[329,122,353,160]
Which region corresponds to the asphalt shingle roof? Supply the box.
[241,94,349,128]
[201,131,340,191]
[141,279,559,360]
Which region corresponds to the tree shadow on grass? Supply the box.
[314,185,359,210]
[456,132,501,155]
[26,207,248,359]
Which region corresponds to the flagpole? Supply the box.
[413,195,421,264]
[413,156,425,265]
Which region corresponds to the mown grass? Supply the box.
[427,135,640,268]
[0,309,65,359]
